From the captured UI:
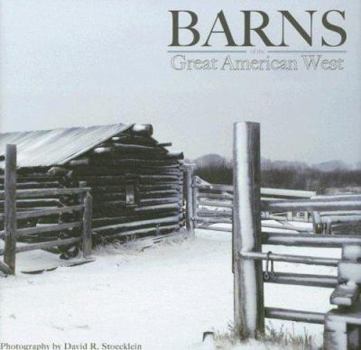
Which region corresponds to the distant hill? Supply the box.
[261,159,309,171]
[193,154,309,171]
[313,160,351,172]
[192,154,361,190]
[194,154,229,168]
[192,154,358,172]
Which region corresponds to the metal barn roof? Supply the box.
[0,123,130,168]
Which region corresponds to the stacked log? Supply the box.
[63,125,184,241]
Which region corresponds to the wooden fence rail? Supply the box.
[0,144,93,275]
[188,174,326,234]
[189,175,361,235]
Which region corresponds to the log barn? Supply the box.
[0,123,185,248]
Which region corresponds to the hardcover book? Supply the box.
[0,1,360,349]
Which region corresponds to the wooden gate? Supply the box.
[184,122,361,349]
[232,122,361,350]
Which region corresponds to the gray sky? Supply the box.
[1,0,360,165]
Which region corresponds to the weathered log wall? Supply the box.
[0,125,185,245]
[70,128,184,242]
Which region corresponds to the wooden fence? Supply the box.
[184,171,322,236]
[0,144,93,275]
[184,174,361,236]
[184,122,361,349]
[186,175,319,234]
[234,122,361,349]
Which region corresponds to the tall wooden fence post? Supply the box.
[82,192,93,258]
[184,164,195,236]
[4,144,17,274]
[233,122,264,338]
[191,176,198,223]
[324,245,361,350]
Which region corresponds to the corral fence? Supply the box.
[0,144,93,275]
[184,122,361,350]
[184,172,361,236]
[187,175,317,233]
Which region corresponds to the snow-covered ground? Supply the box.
[0,225,340,349]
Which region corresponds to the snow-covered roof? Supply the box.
[0,123,130,168]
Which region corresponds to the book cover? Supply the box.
[0,1,360,349]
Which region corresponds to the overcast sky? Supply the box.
[0,0,360,165]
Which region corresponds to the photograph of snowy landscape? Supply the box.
[0,1,360,349]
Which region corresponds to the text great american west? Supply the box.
[170,54,345,71]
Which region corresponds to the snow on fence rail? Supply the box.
[0,144,93,275]
[228,121,361,350]
[183,171,319,234]
[184,170,361,235]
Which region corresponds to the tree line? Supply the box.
[194,163,361,194]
